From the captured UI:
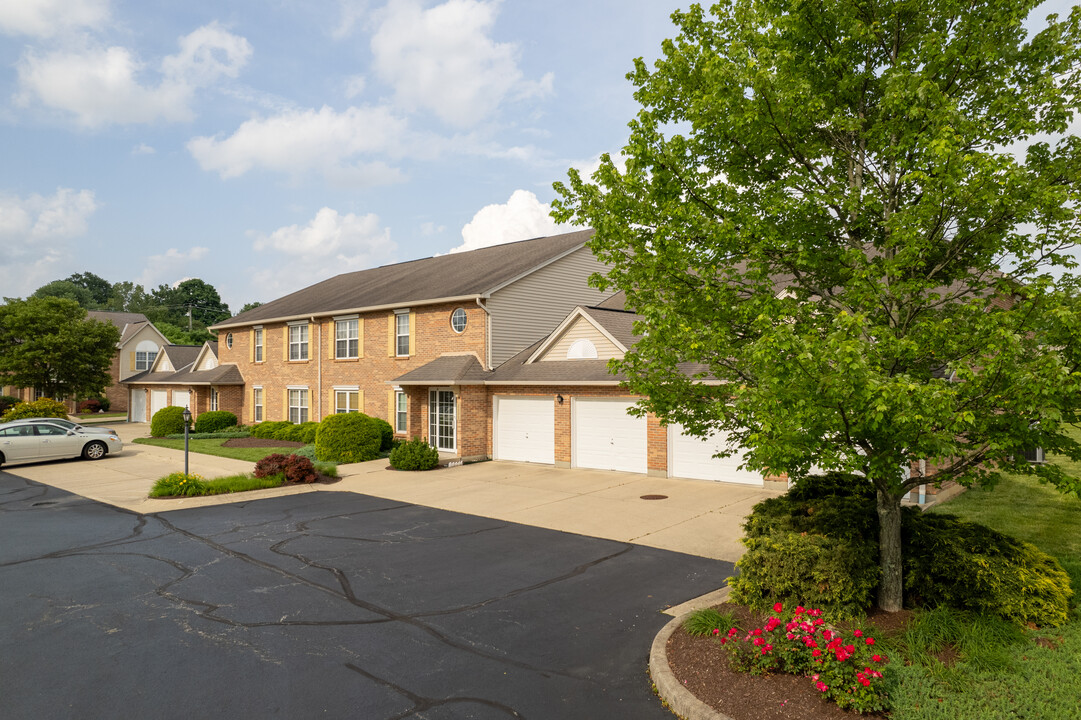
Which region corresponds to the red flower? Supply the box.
[728,628,739,637]
[752,628,763,636]
[853,629,863,637]
[872,654,882,662]
[866,637,875,646]
[712,628,720,636]
[860,678,871,687]
[845,644,855,654]
[812,649,822,657]
[773,602,784,613]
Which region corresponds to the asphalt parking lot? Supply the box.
[0,473,731,719]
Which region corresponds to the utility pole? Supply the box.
[187,305,192,331]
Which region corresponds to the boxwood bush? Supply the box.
[251,421,292,439]
[193,410,238,433]
[728,474,1074,625]
[371,417,394,451]
[2,398,69,422]
[315,413,381,463]
[277,421,319,444]
[389,437,440,471]
[150,406,187,437]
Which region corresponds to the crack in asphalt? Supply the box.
[344,662,525,719]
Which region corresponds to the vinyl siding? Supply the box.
[487,247,609,367]
[538,316,622,361]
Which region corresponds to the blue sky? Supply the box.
[0,0,1076,312]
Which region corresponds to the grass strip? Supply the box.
[134,437,303,463]
[149,472,286,498]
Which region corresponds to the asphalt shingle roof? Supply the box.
[86,311,153,345]
[212,229,595,329]
[392,355,488,385]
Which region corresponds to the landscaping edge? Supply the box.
[650,587,734,720]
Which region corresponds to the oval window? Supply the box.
[225,332,233,349]
[451,308,467,333]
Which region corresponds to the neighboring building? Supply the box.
[3,311,168,413]
[123,342,244,422]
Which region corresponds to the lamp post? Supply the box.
[182,406,192,477]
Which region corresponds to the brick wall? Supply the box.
[215,302,488,428]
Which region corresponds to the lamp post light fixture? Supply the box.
[182,406,192,477]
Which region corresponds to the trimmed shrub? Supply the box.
[371,417,394,451]
[77,398,102,413]
[729,530,880,618]
[729,478,1075,625]
[99,396,110,412]
[193,410,238,433]
[292,444,317,460]
[904,512,1073,627]
[2,398,69,422]
[150,406,187,437]
[253,453,318,484]
[389,437,440,471]
[251,421,292,439]
[315,413,382,463]
[276,421,319,444]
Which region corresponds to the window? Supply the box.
[254,327,263,362]
[395,391,408,433]
[450,308,467,333]
[253,387,263,422]
[135,340,159,371]
[288,389,309,424]
[289,324,308,361]
[428,389,455,451]
[335,389,360,413]
[395,312,410,357]
[225,333,233,349]
[566,338,598,359]
[1024,447,1045,463]
[336,318,359,359]
[210,387,219,412]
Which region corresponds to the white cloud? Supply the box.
[132,143,156,155]
[14,23,251,127]
[187,105,415,184]
[370,0,553,127]
[567,151,628,180]
[138,246,210,288]
[419,221,445,236]
[343,74,366,99]
[333,0,370,39]
[0,0,108,38]
[0,188,98,298]
[450,189,568,253]
[247,208,397,298]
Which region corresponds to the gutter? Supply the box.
[210,294,485,331]
[314,316,322,420]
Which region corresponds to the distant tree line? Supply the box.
[25,272,261,345]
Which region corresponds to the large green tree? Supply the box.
[0,297,121,401]
[149,278,230,328]
[554,0,1081,611]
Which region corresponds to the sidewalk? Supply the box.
[6,424,783,561]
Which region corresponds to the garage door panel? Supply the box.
[670,424,762,485]
[495,396,554,464]
[130,390,146,423]
[573,399,647,474]
[149,390,167,418]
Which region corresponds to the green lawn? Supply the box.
[887,429,1081,720]
[149,472,287,497]
[133,437,302,463]
[76,412,127,421]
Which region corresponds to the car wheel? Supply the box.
[82,441,107,460]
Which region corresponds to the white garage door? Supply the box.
[669,424,762,486]
[172,390,190,410]
[130,390,146,423]
[494,396,555,464]
[150,390,168,418]
[573,399,647,474]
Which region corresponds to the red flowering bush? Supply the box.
[254,453,318,484]
[718,602,889,714]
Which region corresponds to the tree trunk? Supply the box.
[876,489,904,612]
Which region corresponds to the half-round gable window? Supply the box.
[566,339,598,359]
[135,340,159,371]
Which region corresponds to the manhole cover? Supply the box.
[640,494,668,500]
[32,501,58,507]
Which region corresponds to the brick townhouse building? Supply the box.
[128,229,777,487]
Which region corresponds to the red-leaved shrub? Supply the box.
[253,453,318,484]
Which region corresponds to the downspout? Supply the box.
[313,316,322,420]
[475,297,491,370]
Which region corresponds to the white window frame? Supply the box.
[288,387,309,424]
[450,308,467,333]
[210,387,219,412]
[428,388,455,452]
[289,322,309,361]
[253,386,263,423]
[395,390,408,433]
[135,340,159,371]
[335,387,360,414]
[335,317,359,359]
[395,310,410,357]
[254,326,263,363]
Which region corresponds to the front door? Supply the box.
[428,389,456,452]
[130,389,146,423]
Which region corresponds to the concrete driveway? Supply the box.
[0,474,730,719]
[4,423,782,562]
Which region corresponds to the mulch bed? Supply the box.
[221,437,306,448]
[665,603,913,720]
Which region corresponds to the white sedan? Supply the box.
[0,421,122,469]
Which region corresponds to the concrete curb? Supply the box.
[650,588,734,720]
